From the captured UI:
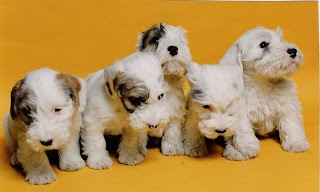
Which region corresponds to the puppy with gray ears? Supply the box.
[235,26,309,152]
[183,44,260,160]
[81,52,170,169]
[2,68,86,185]
[137,23,192,156]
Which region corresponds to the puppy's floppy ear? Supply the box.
[137,22,166,51]
[104,67,122,99]
[186,62,201,86]
[219,43,243,72]
[10,79,24,119]
[57,73,86,112]
[275,26,283,38]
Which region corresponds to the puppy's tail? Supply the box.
[2,112,14,148]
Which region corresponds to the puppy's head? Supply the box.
[238,26,303,79]
[137,23,192,76]
[10,68,86,152]
[104,52,170,132]
[187,45,243,139]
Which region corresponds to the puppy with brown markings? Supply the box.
[137,23,192,156]
[81,52,170,169]
[2,68,86,185]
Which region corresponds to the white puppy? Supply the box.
[2,68,86,185]
[137,23,192,156]
[235,26,310,152]
[183,44,260,160]
[81,52,170,169]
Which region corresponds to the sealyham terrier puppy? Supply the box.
[137,23,192,156]
[183,44,260,160]
[2,68,86,185]
[235,26,310,152]
[81,52,170,169]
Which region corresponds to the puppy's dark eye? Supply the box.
[260,41,269,48]
[203,105,210,109]
[158,93,164,100]
[150,37,159,44]
[54,108,62,113]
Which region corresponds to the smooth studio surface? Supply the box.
[0,0,318,192]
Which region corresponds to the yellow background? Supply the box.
[0,0,318,192]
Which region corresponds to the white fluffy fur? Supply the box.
[234,26,309,152]
[183,44,260,160]
[137,23,192,156]
[2,68,86,185]
[81,52,170,169]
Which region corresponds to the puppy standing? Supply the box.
[234,27,310,152]
[137,23,192,156]
[183,45,260,160]
[81,52,170,169]
[2,68,86,185]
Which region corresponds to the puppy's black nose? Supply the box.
[215,129,227,134]
[148,124,159,129]
[167,46,178,56]
[40,140,53,146]
[287,48,297,58]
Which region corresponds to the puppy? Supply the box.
[2,68,86,185]
[183,44,260,160]
[137,23,192,156]
[81,52,169,169]
[232,26,309,152]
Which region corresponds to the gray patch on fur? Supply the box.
[10,79,37,125]
[113,73,149,113]
[138,23,166,52]
[192,88,206,101]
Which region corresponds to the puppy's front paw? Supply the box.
[223,144,249,161]
[118,151,144,166]
[161,141,184,156]
[60,156,85,171]
[236,136,260,158]
[184,146,208,158]
[86,153,113,170]
[26,167,57,185]
[281,140,310,153]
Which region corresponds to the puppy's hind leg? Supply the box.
[161,118,184,156]
[118,127,144,166]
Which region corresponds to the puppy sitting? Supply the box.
[81,52,170,169]
[2,68,86,185]
[137,23,192,156]
[183,44,260,160]
[235,26,309,152]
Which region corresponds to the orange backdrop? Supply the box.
[0,1,318,192]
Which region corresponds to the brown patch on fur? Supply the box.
[56,73,81,108]
[112,72,149,113]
